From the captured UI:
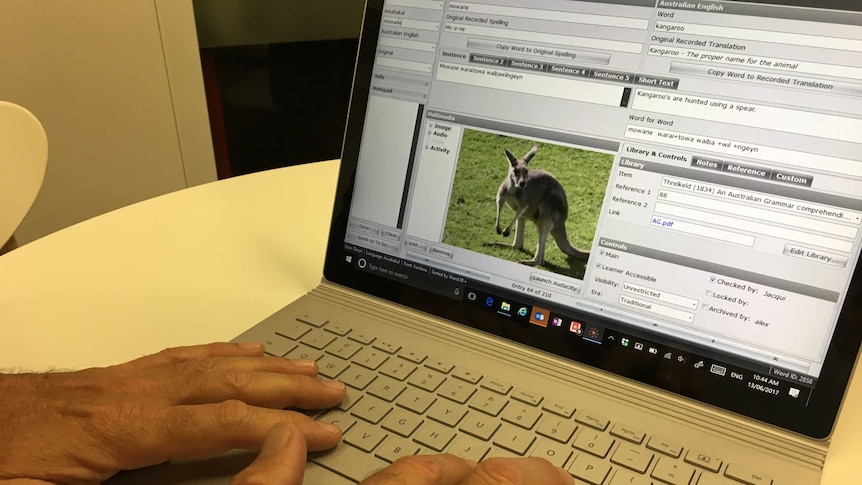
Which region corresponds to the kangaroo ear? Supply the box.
[523,145,538,164]
[504,149,518,167]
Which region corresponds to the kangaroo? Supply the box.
[488,145,590,266]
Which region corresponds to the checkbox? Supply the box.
[706,291,714,297]
[701,303,710,310]
[710,277,716,283]
[596,263,602,268]
[599,250,605,255]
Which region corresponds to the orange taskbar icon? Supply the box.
[529,307,550,327]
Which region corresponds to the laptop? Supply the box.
[112,0,862,483]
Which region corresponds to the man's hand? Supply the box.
[360,454,575,485]
[0,342,345,484]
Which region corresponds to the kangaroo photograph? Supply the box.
[443,130,613,280]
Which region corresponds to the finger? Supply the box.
[126,342,267,369]
[231,422,307,485]
[466,457,573,485]
[360,454,474,485]
[174,372,346,409]
[115,403,342,469]
[177,355,322,378]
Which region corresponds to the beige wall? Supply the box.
[0,0,216,244]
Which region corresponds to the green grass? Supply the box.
[442,130,614,279]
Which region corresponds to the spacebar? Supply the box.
[309,444,389,483]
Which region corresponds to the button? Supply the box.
[784,244,848,268]
[575,411,609,431]
[685,449,722,473]
[725,463,773,485]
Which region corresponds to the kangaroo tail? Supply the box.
[551,225,590,261]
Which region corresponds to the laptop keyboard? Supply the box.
[258,315,774,485]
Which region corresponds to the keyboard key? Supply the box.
[573,429,615,458]
[530,438,573,468]
[611,442,654,473]
[284,344,324,361]
[536,417,577,443]
[399,348,427,363]
[373,340,401,354]
[352,347,389,370]
[262,335,297,357]
[651,457,695,485]
[375,435,420,463]
[685,449,722,473]
[481,377,512,395]
[501,403,542,430]
[323,321,351,336]
[348,331,375,345]
[351,396,392,425]
[610,470,652,485]
[408,369,447,392]
[295,314,327,328]
[413,422,456,451]
[381,408,424,437]
[493,424,536,456]
[448,434,490,462]
[611,423,646,444]
[310,444,388,483]
[468,389,508,417]
[542,398,576,419]
[275,320,312,340]
[568,453,611,485]
[724,463,773,485]
[335,386,363,411]
[316,355,350,379]
[301,329,337,350]
[325,338,362,360]
[340,365,377,390]
[318,410,356,433]
[396,386,437,414]
[452,367,483,384]
[459,412,501,441]
[485,447,520,460]
[379,358,418,381]
[576,410,610,431]
[647,436,683,458]
[512,388,543,407]
[344,421,388,453]
[367,375,407,402]
[427,400,468,427]
[425,358,455,374]
[437,379,477,404]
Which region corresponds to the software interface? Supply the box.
[345,0,862,384]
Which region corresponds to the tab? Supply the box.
[634,74,679,90]
[469,53,507,67]
[508,58,548,73]
[691,156,724,171]
[772,170,813,188]
[590,69,634,83]
[440,50,468,61]
[548,63,590,78]
[722,162,771,180]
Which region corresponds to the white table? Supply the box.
[0,159,858,483]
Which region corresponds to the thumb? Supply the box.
[231,422,307,485]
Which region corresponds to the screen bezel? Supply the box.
[323,0,862,440]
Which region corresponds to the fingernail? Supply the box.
[317,420,342,434]
[321,380,345,391]
[260,424,292,456]
[293,359,317,369]
[239,342,263,350]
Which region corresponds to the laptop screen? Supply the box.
[325,0,862,439]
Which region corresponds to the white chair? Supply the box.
[0,101,48,254]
